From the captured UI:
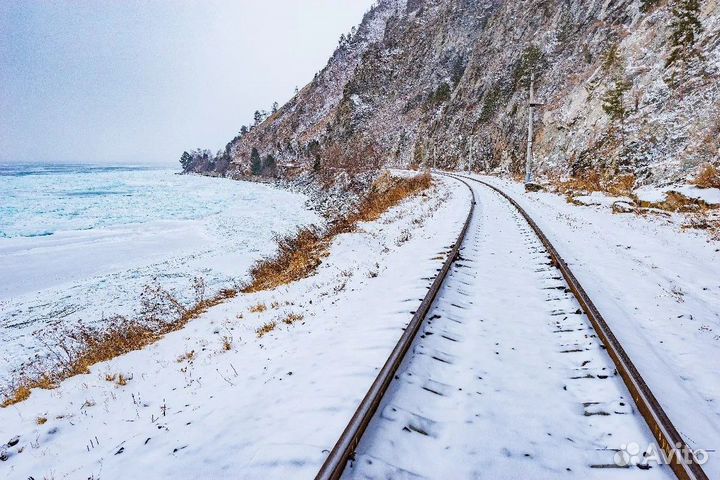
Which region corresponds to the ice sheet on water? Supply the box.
[0,164,321,378]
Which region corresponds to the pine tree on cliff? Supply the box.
[263,154,277,176]
[251,148,262,175]
[602,80,630,124]
[666,0,703,68]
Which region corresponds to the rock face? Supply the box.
[186,0,720,185]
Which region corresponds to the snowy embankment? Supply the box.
[468,174,720,475]
[0,176,469,479]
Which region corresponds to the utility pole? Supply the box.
[525,72,543,187]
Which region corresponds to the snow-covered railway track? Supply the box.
[317,175,708,480]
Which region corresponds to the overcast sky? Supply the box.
[0,0,375,165]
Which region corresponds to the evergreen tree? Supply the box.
[602,44,621,72]
[240,125,248,136]
[602,79,630,124]
[272,102,279,114]
[430,82,451,104]
[253,110,262,125]
[180,151,193,170]
[250,148,262,175]
[263,154,277,175]
[602,78,631,164]
[666,0,703,68]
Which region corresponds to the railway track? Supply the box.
[316,174,708,480]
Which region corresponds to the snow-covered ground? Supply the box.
[0,175,467,479]
[635,184,720,206]
[0,165,321,379]
[465,173,720,477]
[2,170,717,478]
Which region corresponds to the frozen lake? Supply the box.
[0,164,321,378]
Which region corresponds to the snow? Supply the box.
[0,166,321,379]
[635,186,668,204]
[674,185,720,205]
[572,192,634,207]
[465,173,720,478]
[636,184,720,205]
[0,176,468,479]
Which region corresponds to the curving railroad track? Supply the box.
[316,174,708,480]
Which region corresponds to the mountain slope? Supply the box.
[185,0,720,185]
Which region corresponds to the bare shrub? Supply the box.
[396,229,412,246]
[191,276,206,304]
[139,284,187,324]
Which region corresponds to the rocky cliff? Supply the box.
[184,0,720,185]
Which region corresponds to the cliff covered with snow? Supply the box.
[184,0,720,185]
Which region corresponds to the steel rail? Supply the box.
[455,173,709,480]
[315,175,476,480]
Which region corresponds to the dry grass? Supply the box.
[242,228,326,293]
[281,313,304,325]
[176,350,196,363]
[605,174,636,197]
[350,172,432,223]
[1,284,237,408]
[256,321,277,338]
[1,386,31,407]
[550,170,637,203]
[552,170,603,195]
[637,191,713,213]
[242,172,432,293]
[36,416,47,425]
[692,164,720,189]
[221,335,233,351]
[249,303,267,313]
